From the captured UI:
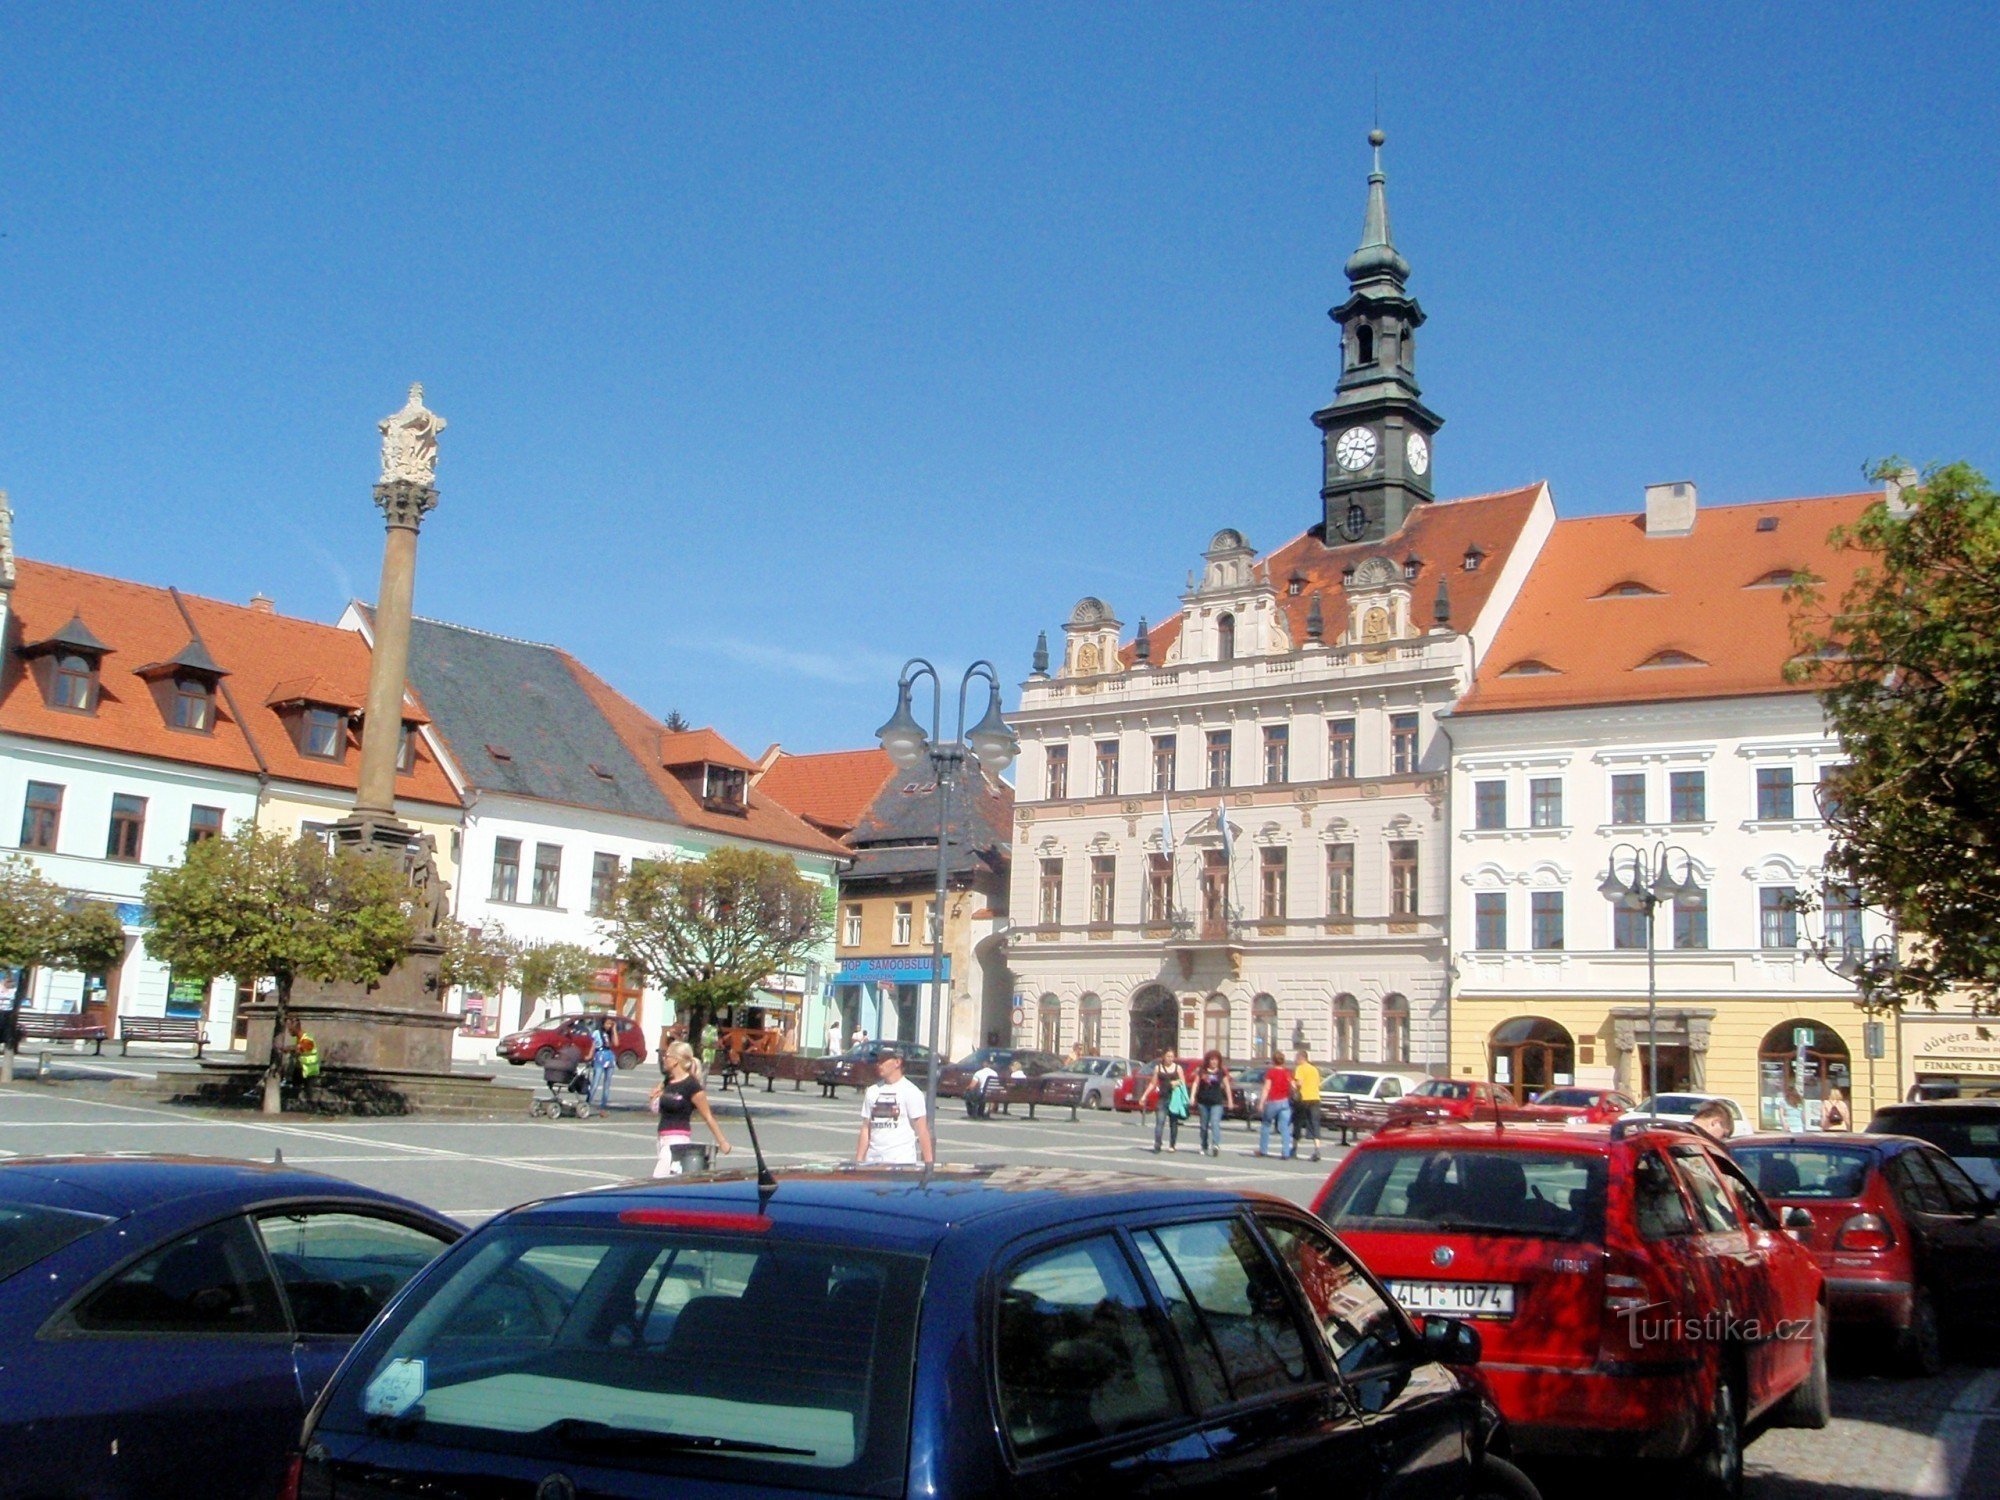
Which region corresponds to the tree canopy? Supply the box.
[1790,461,2000,1010]
[0,857,129,1076]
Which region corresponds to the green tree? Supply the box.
[603,846,830,1046]
[1790,461,2000,1011]
[0,858,129,1083]
[517,940,607,1027]
[437,916,519,998]
[142,827,415,1112]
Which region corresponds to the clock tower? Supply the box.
[1313,130,1442,544]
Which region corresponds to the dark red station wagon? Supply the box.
[1313,1121,1827,1496]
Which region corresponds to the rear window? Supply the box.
[0,1202,112,1282]
[1411,1080,1470,1100]
[315,1224,924,1498]
[1327,1073,1387,1095]
[1733,1145,1873,1200]
[1321,1148,1607,1242]
[1534,1088,1598,1107]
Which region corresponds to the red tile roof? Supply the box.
[658,727,759,773]
[1455,491,1879,715]
[1120,484,1548,665]
[3,560,459,807]
[557,658,849,859]
[754,747,900,837]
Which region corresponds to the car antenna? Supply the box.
[731,1073,779,1191]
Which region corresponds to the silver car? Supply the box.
[1056,1055,1140,1109]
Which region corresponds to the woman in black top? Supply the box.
[1147,1049,1187,1153]
[1193,1050,1235,1157]
[649,1041,734,1176]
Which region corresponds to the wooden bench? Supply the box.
[974,1073,1085,1122]
[12,1012,108,1054]
[737,1052,821,1092]
[120,1016,207,1057]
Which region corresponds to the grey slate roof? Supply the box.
[403,615,680,822]
[845,767,1012,886]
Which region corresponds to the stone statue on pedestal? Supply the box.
[378,384,447,487]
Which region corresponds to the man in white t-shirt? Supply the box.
[825,1015,844,1057]
[855,1053,933,1166]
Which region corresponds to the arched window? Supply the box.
[1217,613,1236,662]
[1381,993,1410,1065]
[1356,324,1375,365]
[1488,1016,1574,1095]
[1203,994,1231,1060]
[1332,994,1360,1061]
[1757,1020,1852,1130]
[1077,992,1102,1056]
[1128,985,1177,1062]
[1251,994,1279,1061]
[1037,994,1061,1055]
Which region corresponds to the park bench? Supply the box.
[12,1012,108,1054]
[119,1016,207,1057]
[1318,1097,1392,1144]
[737,1051,821,1092]
[978,1072,1086,1122]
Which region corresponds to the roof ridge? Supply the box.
[1257,480,1546,561]
[410,612,560,651]
[1562,489,1877,524]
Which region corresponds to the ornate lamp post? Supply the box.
[875,660,1019,1134]
[1598,841,1699,1120]
[1810,928,1900,1119]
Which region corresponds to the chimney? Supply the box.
[248,593,276,614]
[1644,481,1697,538]
[1883,466,1920,518]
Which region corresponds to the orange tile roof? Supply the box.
[658,727,759,773]
[754,747,899,837]
[1119,484,1548,666]
[4,560,460,807]
[1455,491,1878,715]
[557,657,849,859]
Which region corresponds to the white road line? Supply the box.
[1915,1367,2000,1498]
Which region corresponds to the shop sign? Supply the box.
[1905,1016,2000,1076]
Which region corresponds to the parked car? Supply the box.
[1868,1101,2000,1196]
[936,1047,1062,1099]
[1383,1078,1537,1127]
[1528,1087,1638,1124]
[0,1155,460,1500]
[1736,1132,2000,1373]
[1052,1055,1141,1109]
[288,1165,1541,1500]
[1318,1068,1430,1133]
[1313,1120,1827,1493]
[497,1012,648,1069]
[1619,1094,1751,1139]
[816,1039,936,1093]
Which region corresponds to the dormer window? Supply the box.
[136,638,228,734]
[1462,545,1485,572]
[22,614,112,715]
[1402,557,1423,581]
[53,653,96,711]
[396,723,418,772]
[1286,571,1307,597]
[703,764,748,809]
[302,707,346,759]
[171,676,213,732]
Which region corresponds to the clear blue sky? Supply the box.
[4,4,1993,755]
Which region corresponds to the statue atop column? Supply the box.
[378,383,447,488]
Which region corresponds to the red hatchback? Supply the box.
[1733,1133,2000,1374]
[1383,1079,1522,1127]
[1313,1121,1826,1495]
[496,1012,647,1070]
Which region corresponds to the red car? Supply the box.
[1734,1133,2000,1374]
[1528,1087,1638,1125]
[1383,1079,1536,1127]
[1313,1120,1827,1494]
[496,1012,647,1069]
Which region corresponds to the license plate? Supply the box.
[1387,1279,1516,1319]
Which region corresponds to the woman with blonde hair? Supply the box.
[649,1040,733,1177]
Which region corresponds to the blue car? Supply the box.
[291,1165,1537,1500]
[0,1155,460,1500]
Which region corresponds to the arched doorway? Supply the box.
[1381,994,1410,1065]
[1037,993,1061,1055]
[1758,1019,1852,1130]
[1078,992,1103,1055]
[1489,1017,1574,1095]
[1251,994,1279,1061]
[1128,985,1177,1062]
[1332,994,1360,1062]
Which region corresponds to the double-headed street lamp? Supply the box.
[875,659,1020,1133]
[1598,841,1699,1120]
[1811,929,1900,1118]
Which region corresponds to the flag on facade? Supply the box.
[1217,796,1234,919]
[1161,789,1175,854]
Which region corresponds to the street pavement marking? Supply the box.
[1915,1367,2000,1498]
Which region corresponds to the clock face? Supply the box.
[1405,430,1431,476]
[1335,426,1378,472]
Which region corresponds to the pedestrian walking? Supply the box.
[1144,1050,1188,1153]
[587,1017,617,1109]
[1193,1050,1234,1156]
[855,1053,933,1165]
[649,1041,733,1177]
[1257,1055,1295,1159]
[1290,1046,1323,1162]
[825,1013,844,1057]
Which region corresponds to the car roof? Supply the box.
[0,1154,453,1223]
[1873,1100,2000,1117]
[510,1164,1282,1239]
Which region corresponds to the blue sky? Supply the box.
[3,4,1993,755]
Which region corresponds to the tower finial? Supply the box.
[1346,129,1409,288]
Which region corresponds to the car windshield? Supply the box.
[0,1202,113,1282]
[1327,1073,1385,1094]
[1733,1145,1874,1200]
[1411,1080,1470,1100]
[1534,1089,1599,1107]
[952,1049,1011,1068]
[1638,1095,1715,1116]
[1321,1148,1608,1242]
[1875,1113,2000,1193]
[315,1222,924,1498]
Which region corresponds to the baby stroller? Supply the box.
[530,1050,595,1120]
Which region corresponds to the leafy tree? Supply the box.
[663,709,692,733]
[0,858,129,1083]
[1790,461,2000,1011]
[437,916,519,998]
[516,941,607,1027]
[603,846,829,1044]
[142,827,414,1112]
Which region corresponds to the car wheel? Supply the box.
[1899,1287,1946,1377]
[617,1050,641,1070]
[1774,1304,1831,1428]
[1686,1367,1744,1500]
[506,1057,525,1066]
[534,1046,555,1066]
[1083,1088,1103,1110]
[1471,1455,1541,1500]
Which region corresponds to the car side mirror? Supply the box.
[1419,1316,1482,1367]
[1782,1206,1813,1240]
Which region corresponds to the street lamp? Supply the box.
[1809,926,1899,1119]
[874,659,1019,1141]
[1597,841,1698,1120]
